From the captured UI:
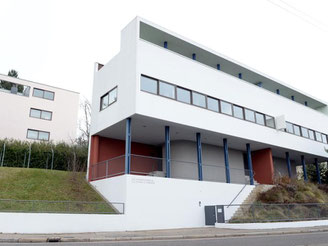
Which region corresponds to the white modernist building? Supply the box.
[0,74,79,142]
[87,17,328,230]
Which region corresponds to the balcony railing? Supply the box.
[90,154,252,185]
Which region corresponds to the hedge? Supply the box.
[0,139,88,172]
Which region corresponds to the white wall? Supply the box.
[216,220,328,230]
[90,174,127,213]
[92,174,254,231]
[90,18,138,136]
[0,213,126,234]
[135,39,328,158]
[0,74,79,142]
[162,140,246,184]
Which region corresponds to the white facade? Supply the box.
[87,17,328,230]
[0,74,79,142]
[90,17,328,176]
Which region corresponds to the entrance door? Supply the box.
[204,206,216,225]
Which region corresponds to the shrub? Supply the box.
[0,139,88,172]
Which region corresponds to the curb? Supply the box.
[1,228,328,243]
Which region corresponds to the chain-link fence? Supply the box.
[225,203,328,223]
[0,199,124,214]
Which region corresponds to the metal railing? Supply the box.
[0,199,124,214]
[91,154,252,184]
[223,203,328,223]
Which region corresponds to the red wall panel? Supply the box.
[89,136,162,181]
[252,148,274,184]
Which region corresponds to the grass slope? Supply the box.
[0,167,115,213]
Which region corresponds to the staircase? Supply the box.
[228,184,274,221]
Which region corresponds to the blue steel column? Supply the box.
[125,118,131,174]
[301,155,308,181]
[246,143,254,185]
[315,158,321,184]
[165,126,171,178]
[196,133,203,181]
[223,138,230,183]
[285,152,292,178]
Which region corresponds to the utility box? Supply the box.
[204,205,225,225]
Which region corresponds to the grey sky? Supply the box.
[1,0,328,104]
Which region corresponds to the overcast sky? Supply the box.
[1,0,328,104]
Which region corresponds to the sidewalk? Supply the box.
[1,226,328,243]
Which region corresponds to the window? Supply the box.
[245,109,255,122]
[33,88,55,100]
[30,108,41,118]
[27,129,38,140]
[141,75,157,94]
[41,111,52,120]
[192,92,206,108]
[177,87,191,104]
[33,88,43,98]
[309,130,315,140]
[255,112,265,125]
[301,127,309,138]
[293,125,301,136]
[108,87,117,104]
[27,129,50,141]
[233,105,243,119]
[100,87,117,111]
[159,81,175,99]
[44,91,55,100]
[207,97,219,112]
[315,131,322,142]
[101,94,109,110]
[322,134,328,144]
[220,101,232,115]
[30,108,52,120]
[286,122,294,134]
[265,115,275,128]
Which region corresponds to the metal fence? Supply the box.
[91,154,252,185]
[224,203,328,223]
[0,199,124,214]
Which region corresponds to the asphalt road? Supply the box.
[2,232,328,246]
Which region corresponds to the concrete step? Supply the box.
[228,184,274,221]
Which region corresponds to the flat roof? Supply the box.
[138,17,327,110]
[0,73,80,95]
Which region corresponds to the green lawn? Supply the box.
[0,167,116,213]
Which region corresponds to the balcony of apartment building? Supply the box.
[0,78,30,97]
[88,111,326,186]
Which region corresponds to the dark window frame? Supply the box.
[141,75,158,95]
[138,74,328,141]
[100,86,118,111]
[29,108,53,121]
[244,108,256,123]
[255,112,265,126]
[220,100,233,116]
[232,104,244,119]
[32,88,55,101]
[176,86,192,104]
[26,129,50,141]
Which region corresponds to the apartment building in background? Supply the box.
[87,17,328,230]
[0,74,79,142]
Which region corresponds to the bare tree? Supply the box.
[78,97,91,146]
